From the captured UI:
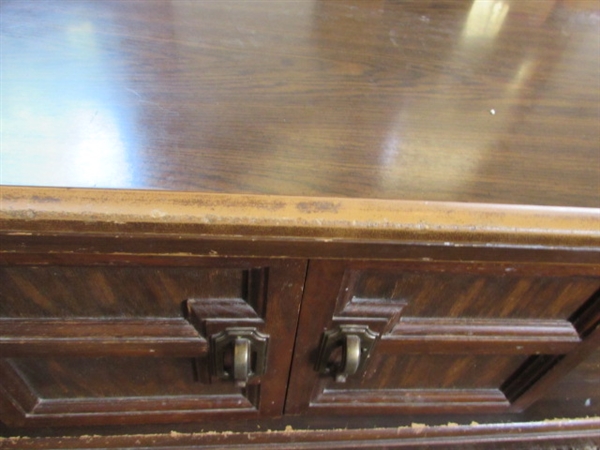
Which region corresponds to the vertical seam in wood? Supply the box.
[282,259,311,414]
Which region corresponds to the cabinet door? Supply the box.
[286,260,600,415]
[0,256,306,427]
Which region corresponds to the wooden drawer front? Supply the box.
[287,260,600,415]
[0,257,306,427]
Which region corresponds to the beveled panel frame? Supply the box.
[287,260,600,415]
[0,255,307,427]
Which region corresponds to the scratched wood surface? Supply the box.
[2,0,599,207]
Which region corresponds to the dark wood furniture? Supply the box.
[1,1,599,448]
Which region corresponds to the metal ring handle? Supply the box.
[234,338,251,387]
[336,334,361,383]
[315,325,379,383]
[211,327,269,386]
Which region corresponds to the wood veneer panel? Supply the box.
[0,355,257,427]
[348,270,600,320]
[2,346,598,437]
[0,258,307,426]
[338,354,527,391]
[8,357,238,399]
[288,259,600,416]
[0,265,245,318]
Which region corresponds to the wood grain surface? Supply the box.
[1,0,600,446]
[285,258,600,417]
[0,255,307,427]
[2,0,599,207]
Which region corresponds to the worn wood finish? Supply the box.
[1,418,599,449]
[3,229,600,265]
[2,0,599,208]
[2,187,599,249]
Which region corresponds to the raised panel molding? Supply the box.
[0,356,256,428]
[185,267,269,338]
[0,318,207,357]
[313,389,510,413]
[380,318,581,354]
[296,263,600,415]
[0,261,303,427]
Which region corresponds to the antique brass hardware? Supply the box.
[315,324,379,383]
[211,327,269,387]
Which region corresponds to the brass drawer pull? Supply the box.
[315,325,379,383]
[211,327,269,387]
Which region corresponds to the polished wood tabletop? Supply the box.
[2,0,599,207]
